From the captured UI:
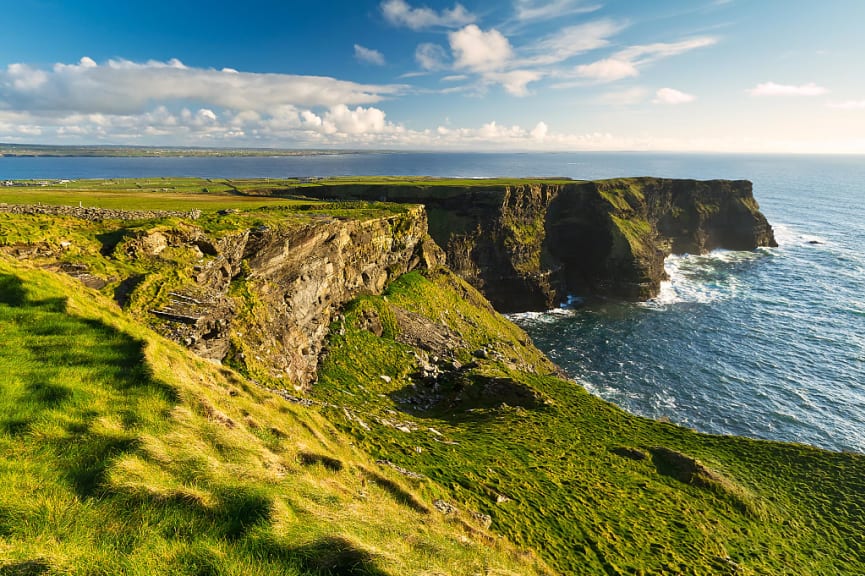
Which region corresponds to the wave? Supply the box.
[773,222,837,248]
[642,249,768,308]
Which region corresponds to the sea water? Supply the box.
[3,152,863,452]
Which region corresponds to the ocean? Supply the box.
[3,152,863,452]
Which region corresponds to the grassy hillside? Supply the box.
[314,270,865,575]
[1,179,863,575]
[0,259,551,575]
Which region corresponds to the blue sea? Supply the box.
[3,152,863,453]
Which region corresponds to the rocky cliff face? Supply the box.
[128,206,442,388]
[301,178,776,310]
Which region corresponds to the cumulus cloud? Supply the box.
[449,25,513,72]
[514,0,602,22]
[485,70,541,96]
[415,43,449,71]
[747,82,829,97]
[530,121,548,140]
[0,57,402,115]
[0,56,420,146]
[653,87,695,104]
[381,0,475,29]
[354,44,386,66]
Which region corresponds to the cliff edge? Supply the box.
[302,178,777,310]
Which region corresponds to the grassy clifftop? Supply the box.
[0,179,862,575]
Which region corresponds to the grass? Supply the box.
[1,179,863,574]
[0,258,553,575]
[315,269,865,575]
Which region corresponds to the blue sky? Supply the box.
[1,0,863,152]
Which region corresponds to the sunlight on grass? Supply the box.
[0,259,553,575]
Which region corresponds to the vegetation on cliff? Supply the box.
[0,179,861,575]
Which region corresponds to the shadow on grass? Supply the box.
[250,536,390,576]
[95,228,134,256]
[389,370,545,423]
[0,559,50,576]
[361,468,429,514]
[0,273,177,499]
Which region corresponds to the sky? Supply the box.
[1,0,864,153]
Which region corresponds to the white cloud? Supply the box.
[415,43,449,71]
[521,19,626,66]
[381,0,475,30]
[485,70,541,96]
[574,36,716,83]
[354,44,386,66]
[617,37,717,64]
[449,25,513,72]
[653,87,695,104]
[0,57,403,116]
[323,105,388,134]
[829,100,865,110]
[576,58,638,81]
[747,82,829,97]
[514,0,602,22]
[530,121,548,140]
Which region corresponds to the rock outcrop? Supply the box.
[121,206,442,388]
[300,178,777,310]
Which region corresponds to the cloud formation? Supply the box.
[381,0,475,30]
[521,19,625,67]
[449,25,513,72]
[653,88,696,104]
[576,58,638,82]
[354,45,386,66]
[0,57,418,145]
[0,57,402,115]
[415,43,449,71]
[576,37,716,82]
[513,0,602,22]
[747,82,829,97]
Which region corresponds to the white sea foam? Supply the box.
[642,250,764,308]
[772,222,798,246]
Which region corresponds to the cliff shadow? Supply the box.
[388,369,546,423]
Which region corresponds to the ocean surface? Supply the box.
[3,152,863,452]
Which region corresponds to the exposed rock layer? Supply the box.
[300,178,777,310]
[125,207,442,388]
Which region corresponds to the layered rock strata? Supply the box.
[128,206,441,388]
[300,178,777,310]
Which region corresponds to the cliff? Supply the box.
[2,181,864,576]
[301,178,777,310]
[1,202,442,389]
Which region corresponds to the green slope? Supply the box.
[314,270,865,575]
[0,260,551,575]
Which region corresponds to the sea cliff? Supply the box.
[3,178,860,576]
[300,178,777,310]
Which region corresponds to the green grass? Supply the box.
[0,178,317,212]
[2,180,863,574]
[0,258,553,575]
[315,270,865,575]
